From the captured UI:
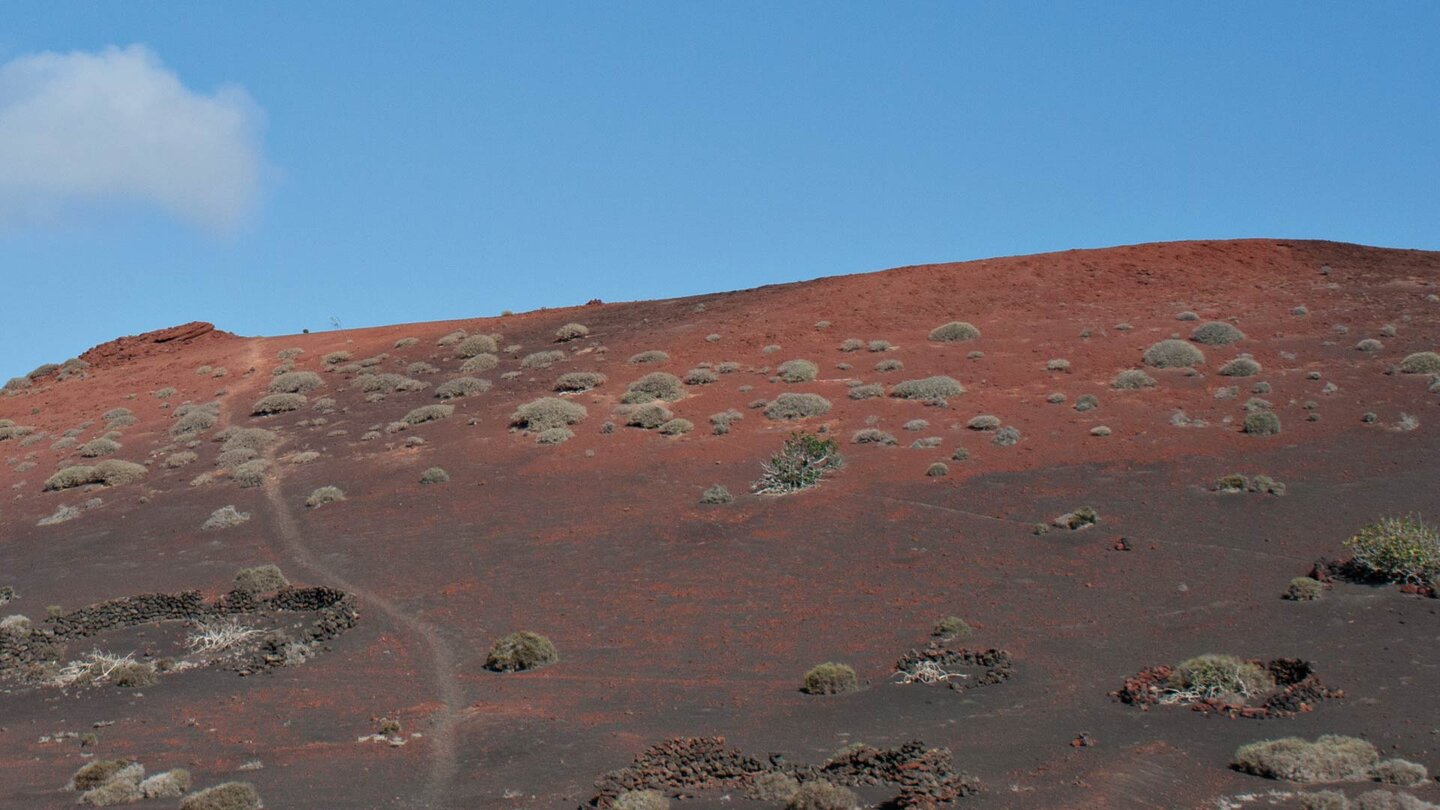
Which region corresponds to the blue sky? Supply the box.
[2,2,1437,380]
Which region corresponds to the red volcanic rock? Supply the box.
[79,321,236,369]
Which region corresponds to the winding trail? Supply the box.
[237,341,465,808]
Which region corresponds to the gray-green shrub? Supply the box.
[684,367,718,385]
[43,460,147,490]
[460,353,499,374]
[402,404,454,425]
[269,371,323,394]
[658,418,693,435]
[252,393,306,415]
[305,486,344,507]
[1398,351,1440,374]
[764,393,831,420]
[777,359,818,383]
[455,334,499,357]
[625,403,673,429]
[929,321,980,342]
[1284,577,1323,601]
[628,350,669,365]
[889,376,964,401]
[1191,321,1246,345]
[801,662,859,695]
[852,429,896,445]
[555,323,589,342]
[1232,735,1379,782]
[202,506,250,531]
[554,371,606,392]
[848,384,884,400]
[1220,357,1262,377]
[623,372,685,403]
[521,350,565,369]
[512,397,587,430]
[485,631,557,672]
[435,376,491,399]
[234,564,288,593]
[700,484,733,504]
[420,467,450,484]
[1243,411,1282,436]
[535,427,574,445]
[78,437,121,457]
[1144,339,1206,368]
[1113,369,1157,389]
[179,782,262,810]
[1169,653,1275,701]
[1344,516,1440,583]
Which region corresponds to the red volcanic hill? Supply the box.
[2,238,1439,809]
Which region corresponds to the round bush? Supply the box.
[252,393,306,415]
[614,790,670,810]
[1168,653,1274,700]
[179,781,262,810]
[625,403,673,429]
[801,662,859,695]
[1243,411,1282,436]
[929,321,981,342]
[777,359,819,383]
[966,415,1000,431]
[420,467,450,484]
[1191,321,1245,345]
[435,376,491,399]
[1344,516,1440,583]
[555,323,589,342]
[684,367,718,385]
[852,429,896,445]
[1232,736,1378,783]
[658,418,693,435]
[1113,369,1157,389]
[1398,351,1440,374]
[535,427,574,445]
[521,350,566,369]
[1143,339,1206,368]
[485,631,558,672]
[628,350,670,365]
[623,372,684,403]
[933,616,972,639]
[700,484,733,504]
[784,781,859,810]
[554,371,606,392]
[1283,577,1323,601]
[305,486,345,508]
[455,334,499,357]
[459,353,499,373]
[1219,357,1261,377]
[268,371,322,394]
[512,397,587,430]
[889,376,964,400]
[764,393,832,420]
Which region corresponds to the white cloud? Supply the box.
[0,44,266,232]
